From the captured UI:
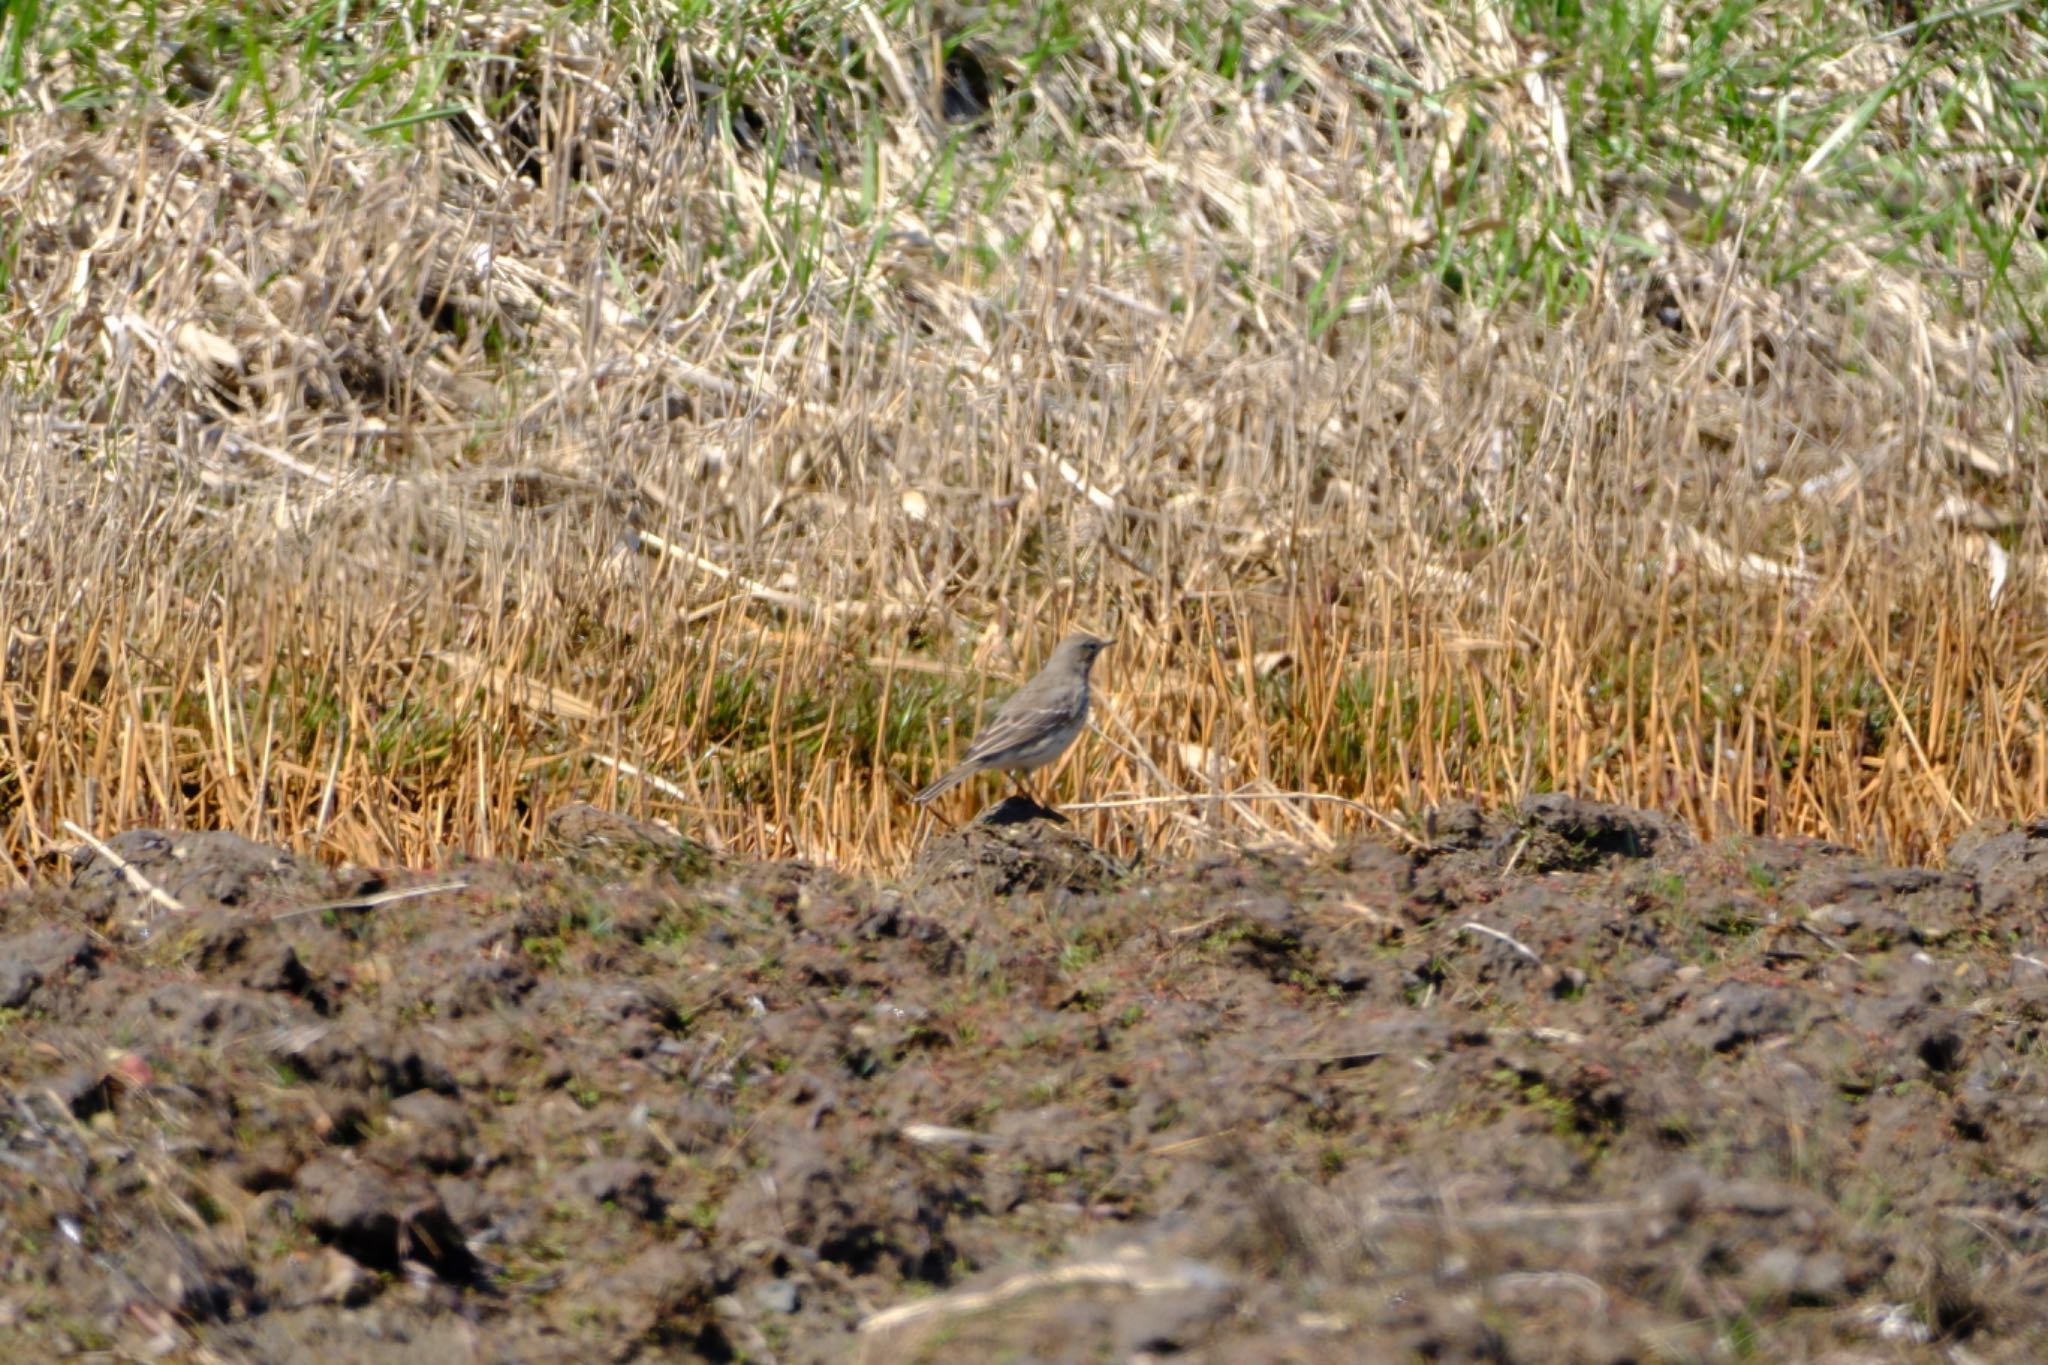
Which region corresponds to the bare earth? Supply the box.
[5,797,2048,1362]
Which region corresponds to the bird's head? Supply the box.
[1055,633,1112,676]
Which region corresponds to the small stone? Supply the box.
[1620,954,1679,994]
[752,1278,800,1314]
[1751,1246,1848,1304]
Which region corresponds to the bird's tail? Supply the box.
[913,764,972,804]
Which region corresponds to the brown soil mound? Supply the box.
[4,797,2047,1360]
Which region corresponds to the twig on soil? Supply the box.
[61,820,187,917]
[1166,913,1233,940]
[1457,920,1544,966]
[858,1248,1233,1335]
[1499,833,1531,878]
[899,1122,994,1151]
[2013,953,2048,974]
[1522,1026,1586,1046]
[267,879,471,924]
[1144,1129,1239,1156]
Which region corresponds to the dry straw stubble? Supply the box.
[2,1,2046,880]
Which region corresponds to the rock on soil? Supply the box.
[4,794,2048,1359]
[1949,818,2048,919]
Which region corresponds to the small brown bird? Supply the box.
[913,633,1110,805]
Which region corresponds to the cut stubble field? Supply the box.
[2,0,2045,876]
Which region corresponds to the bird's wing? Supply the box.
[961,692,1077,764]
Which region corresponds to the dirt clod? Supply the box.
[1950,819,2048,918]
[910,801,1121,897]
[296,1157,479,1281]
[0,927,95,1008]
[70,829,333,920]
[541,802,716,878]
[1515,792,1688,872]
